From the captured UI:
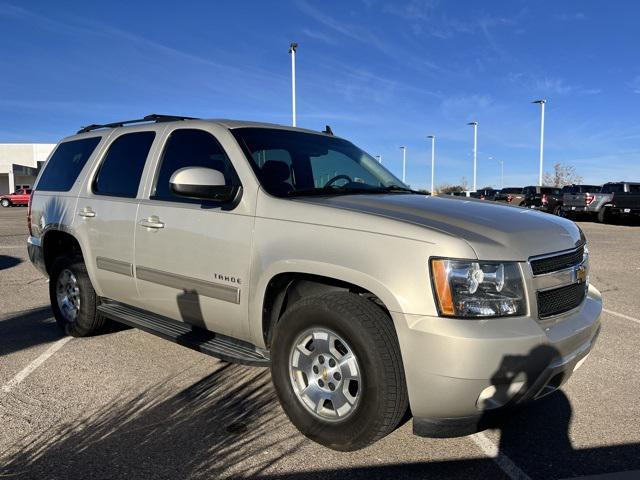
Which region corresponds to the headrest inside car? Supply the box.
[262,160,290,182]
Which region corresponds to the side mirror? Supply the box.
[169,167,240,202]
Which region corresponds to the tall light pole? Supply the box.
[533,99,546,186]
[490,156,504,189]
[467,122,478,191]
[399,146,406,183]
[289,42,298,127]
[375,155,382,164]
[427,135,435,195]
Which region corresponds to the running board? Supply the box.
[97,302,270,366]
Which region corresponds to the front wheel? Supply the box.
[49,255,105,337]
[271,292,408,451]
[597,207,610,223]
[1,199,10,207]
[554,205,564,217]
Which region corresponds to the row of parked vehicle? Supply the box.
[450,182,640,223]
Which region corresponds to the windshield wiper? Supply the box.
[286,184,424,197]
[381,184,424,194]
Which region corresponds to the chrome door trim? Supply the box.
[136,265,240,304]
[96,256,134,277]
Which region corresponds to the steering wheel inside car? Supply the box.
[324,174,353,188]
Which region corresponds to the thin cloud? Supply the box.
[301,28,338,45]
[295,0,394,55]
[629,75,640,94]
[509,74,601,96]
[554,12,587,21]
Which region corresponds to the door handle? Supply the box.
[78,207,96,218]
[138,216,165,229]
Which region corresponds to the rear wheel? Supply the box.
[49,255,104,336]
[1,199,10,207]
[553,205,563,217]
[271,292,408,451]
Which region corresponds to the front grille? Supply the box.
[537,282,587,318]
[530,246,584,275]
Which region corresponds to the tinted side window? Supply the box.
[153,129,239,202]
[37,137,101,192]
[93,132,155,198]
[603,184,623,193]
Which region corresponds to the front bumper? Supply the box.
[391,285,602,438]
[27,236,47,276]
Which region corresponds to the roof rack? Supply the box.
[77,114,198,134]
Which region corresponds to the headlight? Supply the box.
[430,259,526,318]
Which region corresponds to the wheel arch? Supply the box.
[256,265,402,348]
[42,228,85,275]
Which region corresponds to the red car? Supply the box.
[1,188,32,207]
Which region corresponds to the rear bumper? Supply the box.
[391,285,602,438]
[27,236,47,276]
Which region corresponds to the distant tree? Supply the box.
[416,189,431,195]
[459,176,469,190]
[543,163,583,187]
[437,183,465,194]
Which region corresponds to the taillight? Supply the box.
[542,194,548,205]
[507,194,513,203]
[27,193,33,236]
[585,194,595,205]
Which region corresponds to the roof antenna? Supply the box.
[323,125,333,136]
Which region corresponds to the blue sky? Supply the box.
[1,0,639,190]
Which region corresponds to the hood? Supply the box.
[298,194,584,261]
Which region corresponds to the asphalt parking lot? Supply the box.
[0,206,638,480]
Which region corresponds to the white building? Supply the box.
[0,144,56,194]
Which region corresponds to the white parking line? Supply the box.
[1,337,71,394]
[471,432,531,480]
[603,308,640,325]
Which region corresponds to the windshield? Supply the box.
[232,127,408,197]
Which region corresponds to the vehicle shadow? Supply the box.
[0,344,638,479]
[0,255,22,271]
[0,306,63,357]
[0,362,307,480]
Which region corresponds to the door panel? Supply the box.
[133,127,253,341]
[77,198,139,304]
[134,203,253,340]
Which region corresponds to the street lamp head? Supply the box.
[467,121,478,126]
[399,146,406,150]
[427,135,435,139]
[289,42,298,53]
[532,99,546,104]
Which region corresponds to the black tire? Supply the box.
[271,292,408,451]
[1,199,11,207]
[597,207,610,223]
[553,205,563,217]
[49,255,104,337]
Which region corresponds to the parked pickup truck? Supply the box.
[495,187,523,205]
[561,185,603,219]
[522,186,563,215]
[611,183,640,219]
[0,188,32,207]
[470,188,499,201]
[565,182,639,223]
[27,114,602,451]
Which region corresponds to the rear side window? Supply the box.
[630,184,640,193]
[93,131,155,198]
[602,184,623,193]
[37,137,101,192]
[152,129,239,202]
